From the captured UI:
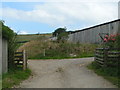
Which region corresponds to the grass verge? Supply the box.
[2,68,31,88]
[29,53,94,60]
[87,61,119,88]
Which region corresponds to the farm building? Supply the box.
[2,38,8,73]
[0,37,8,74]
[0,21,14,74]
[68,19,120,44]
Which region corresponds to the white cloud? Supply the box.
[1,2,118,30]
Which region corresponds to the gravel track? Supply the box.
[17,57,117,88]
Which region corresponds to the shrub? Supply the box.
[115,34,120,49]
[57,32,69,43]
[103,34,120,48]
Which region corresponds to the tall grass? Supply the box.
[18,39,98,59]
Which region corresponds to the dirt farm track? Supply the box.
[16,57,117,88]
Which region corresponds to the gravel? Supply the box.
[17,57,117,88]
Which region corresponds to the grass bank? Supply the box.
[87,61,119,88]
[2,68,31,88]
[18,39,98,59]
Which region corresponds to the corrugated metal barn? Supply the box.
[68,19,120,44]
[0,37,8,74]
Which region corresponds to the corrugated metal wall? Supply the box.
[2,39,8,73]
[68,20,120,44]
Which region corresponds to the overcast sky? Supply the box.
[0,0,119,34]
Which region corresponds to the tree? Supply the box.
[53,28,66,37]
[53,27,69,43]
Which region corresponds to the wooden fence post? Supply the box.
[116,49,119,67]
[103,48,108,68]
[23,50,27,70]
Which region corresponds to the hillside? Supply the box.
[18,38,98,59]
[17,33,52,42]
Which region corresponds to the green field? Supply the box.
[17,33,52,42]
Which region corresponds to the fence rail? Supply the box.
[14,50,27,70]
[95,48,120,67]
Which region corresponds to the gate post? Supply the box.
[23,50,27,70]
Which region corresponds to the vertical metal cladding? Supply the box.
[118,20,120,33]
[2,39,8,73]
[68,19,120,44]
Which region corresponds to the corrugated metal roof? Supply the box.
[71,19,120,34]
